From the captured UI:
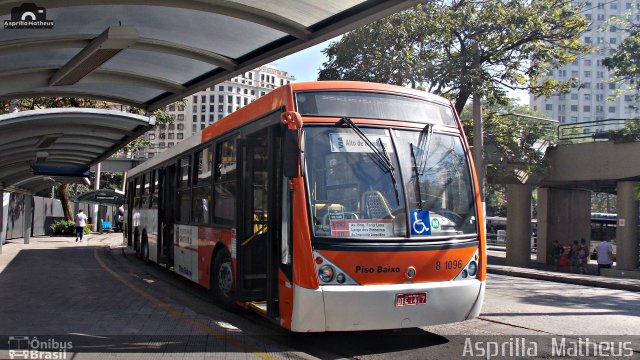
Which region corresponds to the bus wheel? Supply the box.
[212,249,235,309]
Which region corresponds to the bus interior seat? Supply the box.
[361,191,393,219]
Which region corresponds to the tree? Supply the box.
[318,0,591,116]
[602,7,640,101]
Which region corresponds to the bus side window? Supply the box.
[214,136,237,225]
[176,156,191,223]
[192,146,212,224]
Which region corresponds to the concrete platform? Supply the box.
[0,233,307,359]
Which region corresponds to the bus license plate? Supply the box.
[395,292,427,307]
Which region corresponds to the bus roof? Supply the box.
[128,81,454,178]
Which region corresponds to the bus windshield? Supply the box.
[305,126,477,239]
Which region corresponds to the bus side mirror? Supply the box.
[283,129,299,178]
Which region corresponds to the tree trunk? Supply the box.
[57,183,73,221]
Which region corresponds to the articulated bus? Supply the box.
[125,81,486,332]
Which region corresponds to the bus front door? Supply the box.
[236,127,277,314]
[159,165,176,266]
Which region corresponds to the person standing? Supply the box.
[569,240,579,273]
[596,238,614,276]
[75,209,88,242]
[578,238,589,274]
[551,240,564,271]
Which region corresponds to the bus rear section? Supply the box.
[284,88,485,332]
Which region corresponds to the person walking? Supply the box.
[596,238,614,276]
[551,240,564,271]
[578,238,589,274]
[75,209,88,242]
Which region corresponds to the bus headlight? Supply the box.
[318,265,334,282]
[467,261,478,277]
[336,273,346,283]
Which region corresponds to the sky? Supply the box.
[273,37,531,106]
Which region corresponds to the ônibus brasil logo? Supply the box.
[4,3,54,29]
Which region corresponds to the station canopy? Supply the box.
[0,108,154,194]
[0,0,415,111]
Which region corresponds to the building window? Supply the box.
[177,123,184,130]
[201,124,205,130]
[545,104,553,111]
[210,114,215,122]
[583,105,591,112]
[584,71,591,77]
[159,133,166,139]
[571,93,578,100]
[168,142,174,148]
[610,38,617,45]
[584,59,591,66]
[193,96,197,104]
[192,105,197,113]
[584,36,592,43]
[177,133,183,139]
[227,105,232,113]
[209,95,215,102]
[168,133,174,139]
[584,94,591,100]
[218,95,223,103]
[192,115,197,121]
[218,86,223,91]
[609,106,616,113]
[148,134,155,140]
[201,95,206,103]
[201,114,205,122]
[177,114,184,121]
[609,83,616,90]
[192,124,197,132]
[168,104,175,111]
[159,142,166,148]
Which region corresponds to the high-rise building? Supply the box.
[531,1,640,131]
[135,64,295,158]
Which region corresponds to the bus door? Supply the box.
[236,126,278,314]
[159,165,176,266]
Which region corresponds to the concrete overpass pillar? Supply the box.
[23,195,32,244]
[0,190,7,254]
[615,181,639,270]
[506,184,532,267]
[92,163,101,232]
[537,188,591,265]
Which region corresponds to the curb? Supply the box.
[487,266,640,293]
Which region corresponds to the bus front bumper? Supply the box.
[291,279,485,332]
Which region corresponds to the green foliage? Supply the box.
[460,100,556,179]
[602,5,640,103]
[486,184,507,216]
[605,120,640,142]
[318,0,591,115]
[50,220,90,236]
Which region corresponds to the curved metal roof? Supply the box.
[75,189,124,205]
[0,1,415,111]
[0,108,154,193]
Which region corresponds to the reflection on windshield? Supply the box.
[398,130,477,236]
[305,127,477,239]
[305,127,406,238]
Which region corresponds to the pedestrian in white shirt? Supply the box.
[75,209,88,242]
[596,238,614,275]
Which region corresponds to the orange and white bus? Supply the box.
[125,81,486,332]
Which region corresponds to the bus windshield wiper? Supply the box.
[410,125,433,209]
[378,138,400,205]
[339,117,399,205]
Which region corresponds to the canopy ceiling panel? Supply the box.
[0,0,415,110]
[0,108,154,194]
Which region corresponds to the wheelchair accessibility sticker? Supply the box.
[410,210,431,235]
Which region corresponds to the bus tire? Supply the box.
[212,249,236,309]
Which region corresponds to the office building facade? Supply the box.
[135,64,295,158]
[531,1,640,131]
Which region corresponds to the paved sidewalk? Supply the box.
[487,249,640,292]
[0,233,304,359]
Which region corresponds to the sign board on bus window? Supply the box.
[329,133,393,153]
[330,219,393,237]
